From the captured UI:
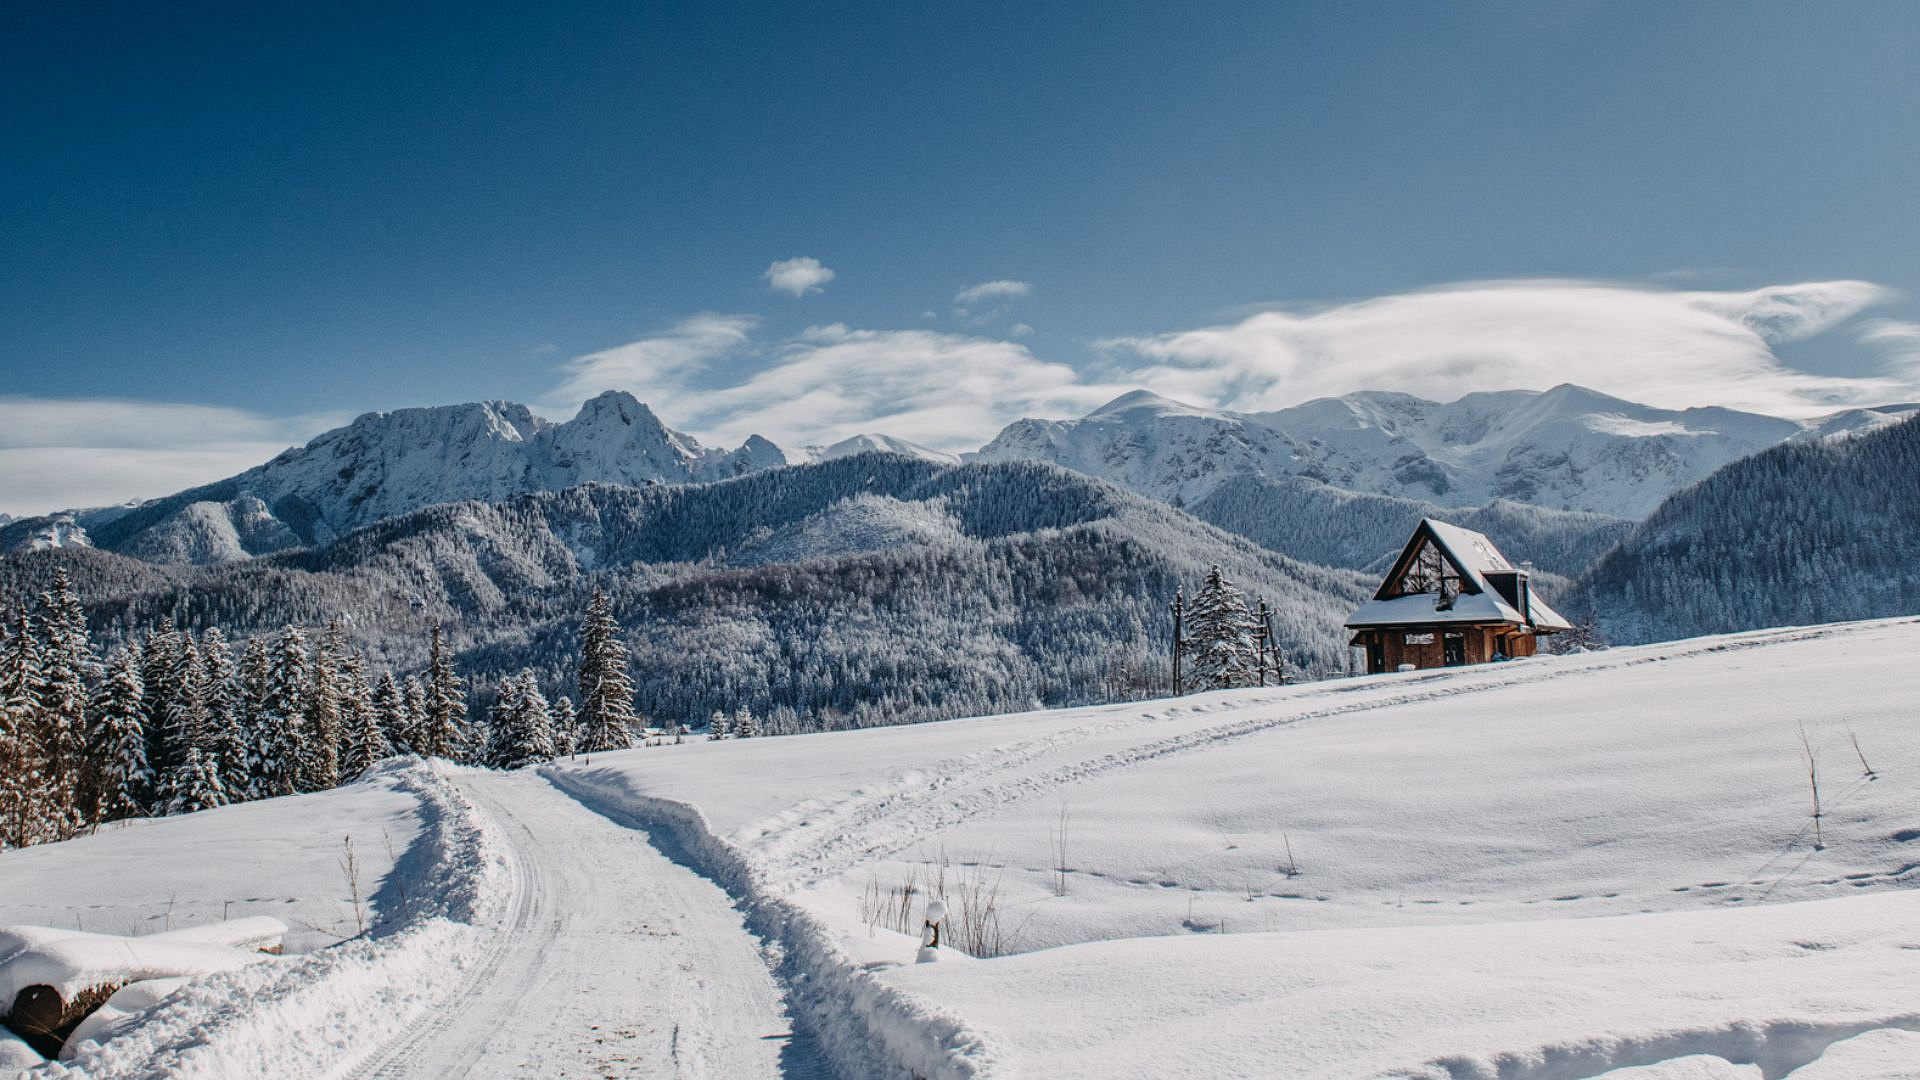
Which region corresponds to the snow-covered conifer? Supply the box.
[575,589,636,752]
[416,624,466,759]
[256,626,310,797]
[338,652,388,779]
[85,648,150,824]
[0,613,48,847]
[402,674,429,753]
[707,709,731,740]
[1183,566,1259,692]
[733,707,759,739]
[35,568,94,834]
[299,620,345,790]
[197,629,249,797]
[163,745,227,815]
[484,670,555,770]
[236,636,273,800]
[550,695,578,756]
[371,671,410,756]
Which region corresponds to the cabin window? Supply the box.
[1404,632,1434,645]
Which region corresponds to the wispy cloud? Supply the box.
[545,312,758,411]
[764,256,836,297]
[1097,279,1907,417]
[954,279,1032,306]
[0,397,342,516]
[1858,318,1920,383]
[542,320,1118,451]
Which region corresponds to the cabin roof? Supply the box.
[1345,517,1572,631]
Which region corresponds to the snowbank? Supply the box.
[31,759,511,1079]
[887,889,1920,1078]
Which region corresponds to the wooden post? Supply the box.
[1171,590,1184,696]
[1255,599,1271,686]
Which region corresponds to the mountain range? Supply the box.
[9,384,1910,570]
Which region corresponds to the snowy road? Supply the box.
[348,769,824,1079]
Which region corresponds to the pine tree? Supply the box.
[164,632,205,788]
[1183,566,1259,692]
[0,613,48,848]
[198,629,249,798]
[236,636,274,800]
[257,626,310,797]
[85,648,150,824]
[402,675,430,754]
[371,671,411,756]
[416,624,466,759]
[575,589,636,752]
[707,709,731,741]
[35,568,94,835]
[338,652,389,779]
[300,621,345,791]
[550,695,578,756]
[484,671,556,770]
[733,707,759,738]
[164,745,227,815]
[140,620,186,786]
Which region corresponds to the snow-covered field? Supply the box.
[7,618,1920,1078]
[549,616,1920,1078]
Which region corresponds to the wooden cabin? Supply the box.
[1346,518,1571,674]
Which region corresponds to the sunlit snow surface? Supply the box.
[552,616,1920,1078]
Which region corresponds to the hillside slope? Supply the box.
[1,457,1371,731]
[1570,414,1920,643]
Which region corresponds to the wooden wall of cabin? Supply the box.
[1357,626,1537,673]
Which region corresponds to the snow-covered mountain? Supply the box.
[0,392,795,564]
[977,385,1919,518]
[785,433,961,467]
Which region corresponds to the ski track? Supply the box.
[743,620,1912,892]
[347,769,819,1080]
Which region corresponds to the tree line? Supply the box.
[0,574,688,850]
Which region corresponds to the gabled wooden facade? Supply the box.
[1345,518,1571,674]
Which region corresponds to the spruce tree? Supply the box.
[1183,566,1259,691]
[707,709,731,740]
[257,626,310,797]
[35,569,94,835]
[198,629,249,798]
[0,613,47,848]
[402,675,430,754]
[164,745,227,815]
[86,648,150,824]
[140,620,185,785]
[550,695,578,756]
[371,671,410,756]
[575,589,636,752]
[484,671,556,770]
[416,624,466,759]
[337,651,387,779]
[236,636,274,800]
[300,621,345,791]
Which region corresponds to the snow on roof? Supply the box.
[1348,518,1571,631]
[1344,590,1525,628]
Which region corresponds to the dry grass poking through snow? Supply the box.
[860,849,1024,957]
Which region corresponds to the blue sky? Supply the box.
[3,2,1920,512]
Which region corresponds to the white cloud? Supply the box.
[1009,323,1035,338]
[1858,318,1920,382]
[545,313,757,411]
[955,279,1032,306]
[764,256,836,297]
[1097,279,1908,417]
[0,397,341,516]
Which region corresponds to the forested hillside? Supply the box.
[1188,473,1630,576]
[1,456,1372,731]
[1569,416,1920,643]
